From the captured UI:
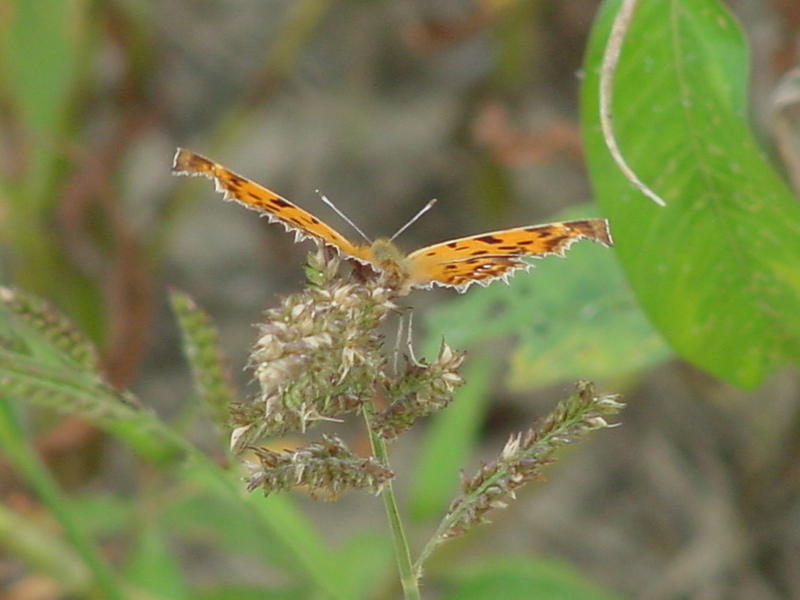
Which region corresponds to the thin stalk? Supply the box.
[413,480,477,573]
[365,409,420,600]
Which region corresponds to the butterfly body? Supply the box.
[172,148,612,294]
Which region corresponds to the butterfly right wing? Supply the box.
[404,219,612,292]
[172,149,372,263]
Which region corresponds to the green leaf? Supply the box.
[581,0,800,388]
[0,502,90,595]
[0,288,183,464]
[193,585,307,600]
[0,0,87,200]
[423,205,668,389]
[245,494,352,600]
[0,287,137,424]
[163,488,310,580]
[0,398,128,600]
[124,519,188,600]
[331,531,394,600]
[442,556,622,600]
[4,0,81,134]
[176,462,355,600]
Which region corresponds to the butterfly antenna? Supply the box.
[389,198,437,242]
[317,191,372,244]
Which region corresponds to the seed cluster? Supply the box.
[232,248,467,497]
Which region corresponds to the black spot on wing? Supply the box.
[475,234,503,244]
[227,174,247,188]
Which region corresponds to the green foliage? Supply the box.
[124,519,189,600]
[0,287,180,463]
[1,0,86,201]
[0,501,90,594]
[0,288,132,424]
[442,556,623,600]
[0,0,105,342]
[0,273,622,599]
[581,0,800,388]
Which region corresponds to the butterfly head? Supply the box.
[365,238,409,289]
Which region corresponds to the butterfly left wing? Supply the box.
[404,219,612,292]
[171,148,372,263]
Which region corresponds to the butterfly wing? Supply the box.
[172,149,372,262]
[404,219,612,292]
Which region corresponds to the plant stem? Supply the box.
[366,409,420,600]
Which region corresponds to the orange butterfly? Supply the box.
[172,148,612,294]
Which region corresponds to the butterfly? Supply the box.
[172,148,612,294]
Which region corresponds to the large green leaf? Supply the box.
[581,0,800,388]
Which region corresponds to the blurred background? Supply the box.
[1,0,800,598]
